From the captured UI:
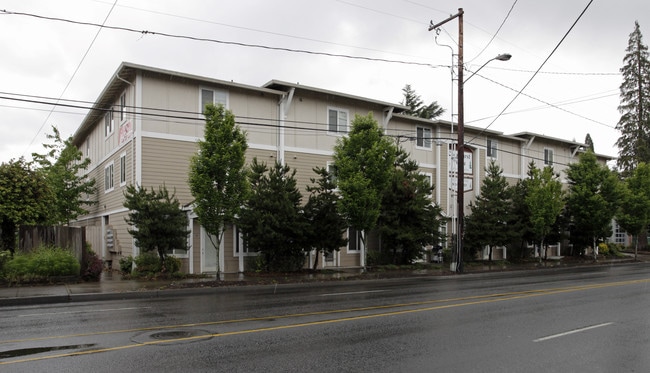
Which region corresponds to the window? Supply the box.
[614,222,626,245]
[119,153,126,186]
[487,139,497,158]
[119,93,126,122]
[235,226,257,255]
[200,88,228,114]
[421,172,433,188]
[416,127,432,149]
[104,110,113,137]
[348,228,363,253]
[104,162,114,192]
[544,148,554,166]
[326,161,338,185]
[328,108,348,134]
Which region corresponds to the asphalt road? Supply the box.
[1,263,650,372]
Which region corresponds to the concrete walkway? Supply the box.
[1,255,646,307]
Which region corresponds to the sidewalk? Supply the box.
[0,255,645,307]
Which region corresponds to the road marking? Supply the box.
[533,322,614,342]
[18,307,151,318]
[2,278,649,365]
[319,290,387,296]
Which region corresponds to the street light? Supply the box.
[464,53,512,83]
[454,52,511,273]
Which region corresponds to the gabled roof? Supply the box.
[263,80,410,113]
[72,62,284,147]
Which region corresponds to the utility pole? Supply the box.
[429,8,464,273]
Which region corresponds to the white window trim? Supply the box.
[104,110,114,138]
[416,126,432,149]
[234,226,257,257]
[104,162,114,193]
[199,87,229,117]
[327,107,349,135]
[119,93,127,124]
[347,228,363,253]
[487,139,498,159]
[544,148,554,166]
[119,153,127,186]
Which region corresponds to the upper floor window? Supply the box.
[104,162,114,193]
[328,107,348,134]
[200,88,228,114]
[544,148,554,166]
[487,139,498,158]
[119,153,127,186]
[104,110,114,137]
[119,93,126,122]
[416,126,432,149]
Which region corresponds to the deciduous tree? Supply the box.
[32,126,96,225]
[616,162,650,260]
[189,104,248,274]
[526,165,564,261]
[333,113,397,266]
[565,151,620,259]
[0,158,51,254]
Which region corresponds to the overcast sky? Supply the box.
[1,0,648,164]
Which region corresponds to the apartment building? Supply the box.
[72,62,612,273]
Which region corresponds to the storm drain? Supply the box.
[131,329,213,346]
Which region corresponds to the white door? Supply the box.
[201,228,218,273]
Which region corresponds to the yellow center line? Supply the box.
[1,277,648,365]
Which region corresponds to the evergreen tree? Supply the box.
[32,126,96,225]
[123,184,189,268]
[565,151,620,259]
[238,159,308,272]
[616,21,650,175]
[464,160,514,261]
[189,104,248,274]
[377,147,444,265]
[584,133,594,152]
[401,84,445,120]
[303,167,348,270]
[0,158,51,254]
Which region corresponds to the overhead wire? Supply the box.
[466,0,595,144]
[21,0,118,157]
[466,0,518,64]
[0,9,444,69]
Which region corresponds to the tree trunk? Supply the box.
[312,250,320,270]
[488,245,493,262]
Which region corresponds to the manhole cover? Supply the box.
[131,329,213,346]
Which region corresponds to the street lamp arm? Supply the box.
[464,53,512,83]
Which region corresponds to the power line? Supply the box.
[467,0,595,143]
[466,0,518,64]
[22,1,118,157]
[0,9,444,69]
[468,72,616,130]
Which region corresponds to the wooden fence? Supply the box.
[18,226,86,263]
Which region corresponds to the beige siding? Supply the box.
[141,137,197,205]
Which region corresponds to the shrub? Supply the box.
[598,242,610,256]
[119,256,134,275]
[4,246,80,281]
[0,250,11,274]
[131,252,182,276]
[134,252,160,275]
[81,248,103,281]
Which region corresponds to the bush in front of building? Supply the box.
[2,245,80,282]
[81,247,103,281]
[130,252,182,277]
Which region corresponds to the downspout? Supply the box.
[278,88,295,164]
